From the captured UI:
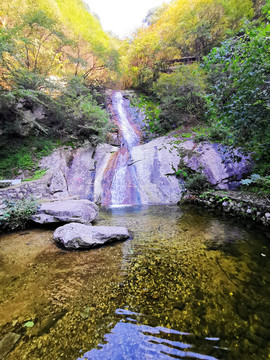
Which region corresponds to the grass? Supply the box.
[0,136,61,179]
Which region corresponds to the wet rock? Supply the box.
[237,303,248,320]
[54,223,131,249]
[253,324,270,339]
[107,132,120,146]
[0,332,21,359]
[130,139,183,204]
[31,200,99,224]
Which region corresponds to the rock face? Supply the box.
[31,200,99,224]
[40,143,118,202]
[0,138,251,206]
[54,223,131,249]
[129,137,183,205]
[179,140,251,190]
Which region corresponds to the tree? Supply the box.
[203,19,270,166]
[121,0,256,89]
[153,63,208,132]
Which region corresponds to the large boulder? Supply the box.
[54,223,131,249]
[179,140,251,189]
[31,200,99,224]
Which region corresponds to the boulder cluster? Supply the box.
[31,199,131,249]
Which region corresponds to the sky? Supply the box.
[84,0,170,38]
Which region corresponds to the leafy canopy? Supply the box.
[203,19,270,165]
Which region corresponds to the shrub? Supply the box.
[0,136,58,178]
[185,173,211,193]
[152,63,208,133]
[202,20,270,163]
[0,197,39,230]
[130,93,162,135]
[241,174,270,195]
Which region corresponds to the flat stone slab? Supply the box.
[54,223,131,249]
[0,332,21,360]
[31,200,99,224]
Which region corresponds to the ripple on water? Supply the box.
[78,308,224,360]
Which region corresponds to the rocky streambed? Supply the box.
[0,205,270,360]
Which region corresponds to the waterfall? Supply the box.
[98,90,183,207]
[101,91,141,207]
[113,92,140,150]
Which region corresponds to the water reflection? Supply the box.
[78,308,221,360]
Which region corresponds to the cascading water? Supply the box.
[101,91,141,207]
[113,92,140,150]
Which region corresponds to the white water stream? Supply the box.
[109,92,141,206]
[113,92,140,150]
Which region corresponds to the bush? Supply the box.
[0,197,39,230]
[185,173,210,193]
[0,74,110,146]
[130,93,162,135]
[0,136,58,178]
[202,20,270,163]
[152,63,208,133]
[241,174,270,195]
[57,76,111,144]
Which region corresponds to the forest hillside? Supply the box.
[0,0,269,193]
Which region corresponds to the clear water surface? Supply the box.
[0,205,269,360]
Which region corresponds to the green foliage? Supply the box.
[172,158,211,194]
[0,197,39,230]
[0,136,57,178]
[57,76,111,143]
[181,132,193,138]
[192,125,230,143]
[208,125,230,143]
[202,20,270,163]
[241,174,270,195]
[130,93,162,134]
[121,0,257,89]
[23,321,35,328]
[193,127,210,142]
[0,73,110,148]
[174,162,192,179]
[0,8,113,165]
[25,169,47,181]
[152,63,208,133]
[185,173,211,193]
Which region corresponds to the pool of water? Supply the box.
[0,205,269,359]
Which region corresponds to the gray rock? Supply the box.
[179,140,251,190]
[54,223,131,249]
[49,170,68,198]
[31,200,99,224]
[0,332,21,359]
[0,135,251,205]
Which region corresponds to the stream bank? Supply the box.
[182,191,270,228]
